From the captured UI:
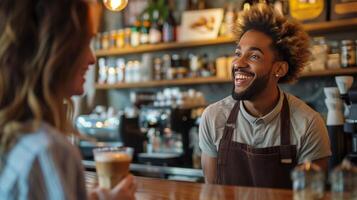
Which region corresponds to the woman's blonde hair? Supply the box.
[234,4,311,83]
[0,0,91,161]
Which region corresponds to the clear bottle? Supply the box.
[149,10,162,44]
[329,159,357,200]
[130,19,141,47]
[116,58,125,83]
[140,13,150,45]
[98,58,108,84]
[291,160,325,200]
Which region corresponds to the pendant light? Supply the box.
[103,0,128,11]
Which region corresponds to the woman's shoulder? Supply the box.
[0,123,85,199]
[4,122,81,173]
[19,122,76,155]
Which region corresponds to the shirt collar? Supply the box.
[240,88,284,125]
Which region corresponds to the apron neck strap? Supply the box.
[280,94,291,145]
[226,101,240,128]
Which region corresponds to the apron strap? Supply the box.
[280,94,290,145]
[217,101,240,169]
[222,101,240,140]
[279,94,294,164]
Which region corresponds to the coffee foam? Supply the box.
[95,152,131,162]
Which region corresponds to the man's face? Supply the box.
[231,30,277,101]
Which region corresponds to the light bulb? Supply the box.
[103,0,128,12]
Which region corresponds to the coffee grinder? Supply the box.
[324,86,345,169]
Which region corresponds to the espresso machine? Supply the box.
[138,105,195,167]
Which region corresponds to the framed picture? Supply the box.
[179,8,224,42]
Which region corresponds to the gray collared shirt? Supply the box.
[199,89,331,164]
[0,123,87,200]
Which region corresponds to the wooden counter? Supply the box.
[85,172,332,200]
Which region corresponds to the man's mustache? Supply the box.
[231,67,255,78]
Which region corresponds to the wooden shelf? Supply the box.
[95,67,357,89]
[304,18,357,34]
[95,18,357,57]
[300,67,357,77]
[95,37,235,57]
[95,77,231,89]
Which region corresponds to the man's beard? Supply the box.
[231,71,270,101]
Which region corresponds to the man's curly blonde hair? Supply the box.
[234,4,311,83]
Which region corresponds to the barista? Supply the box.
[199,4,331,188]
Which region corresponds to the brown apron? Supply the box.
[215,95,297,189]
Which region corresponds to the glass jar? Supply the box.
[291,160,325,200]
[340,40,356,68]
[124,28,131,47]
[154,58,162,81]
[94,33,102,50]
[101,32,110,50]
[116,30,125,48]
[109,30,117,49]
[329,159,357,200]
[311,37,328,71]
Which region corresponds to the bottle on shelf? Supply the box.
[131,19,141,47]
[162,54,172,80]
[154,58,163,80]
[116,58,125,83]
[115,29,125,48]
[220,2,237,37]
[140,13,151,45]
[124,28,131,47]
[162,6,176,43]
[149,10,162,44]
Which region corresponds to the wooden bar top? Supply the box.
[136,176,292,200]
[85,172,332,200]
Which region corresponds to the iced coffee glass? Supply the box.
[93,146,133,189]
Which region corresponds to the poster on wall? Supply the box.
[179,8,224,42]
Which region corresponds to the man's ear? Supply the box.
[273,61,288,78]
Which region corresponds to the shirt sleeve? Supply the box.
[297,113,332,164]
[199,107,218,157]
[28,143,87,200]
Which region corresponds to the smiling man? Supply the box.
[199,4,331,189]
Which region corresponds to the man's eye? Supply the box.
[250,55,260,60]
[235,52,241,57]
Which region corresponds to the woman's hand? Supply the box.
[110,174,136,200]
[90,174,137,200]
